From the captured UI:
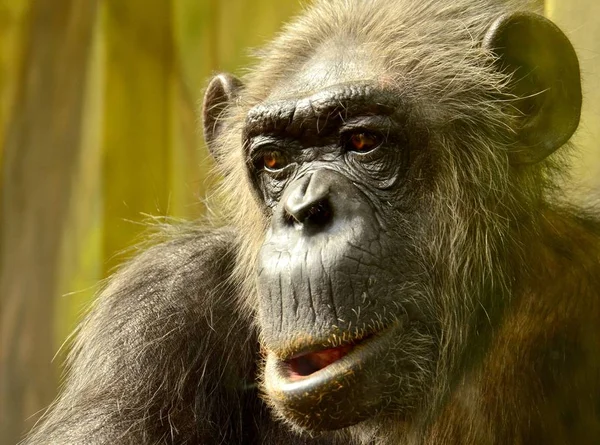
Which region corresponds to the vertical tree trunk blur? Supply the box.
[0,1,29,152]
[546,0,600,201]
[101,1,175,274]
[0,1,98,443]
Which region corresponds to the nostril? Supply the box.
[305,201,333,227]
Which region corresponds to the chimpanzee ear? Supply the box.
[202,73,243,159]
[483,12,581,164]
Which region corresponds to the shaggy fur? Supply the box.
[24,1,600,444]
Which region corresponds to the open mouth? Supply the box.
[285,337,370,380]
[263,325,399,431]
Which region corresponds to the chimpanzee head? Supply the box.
[203,0,581,433]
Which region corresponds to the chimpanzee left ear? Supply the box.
[483,12,582,164]
[202,73,243,160]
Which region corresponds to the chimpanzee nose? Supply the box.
[283,172,333,229]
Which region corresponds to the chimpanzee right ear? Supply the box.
[483,12,582,164]
[202,73,243,159]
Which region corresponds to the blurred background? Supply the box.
[0,0,598,443]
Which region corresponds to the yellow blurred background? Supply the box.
[0,0,598,443]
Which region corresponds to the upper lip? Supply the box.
[286,336,364,361]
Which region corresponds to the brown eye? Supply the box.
[348,132,381,153]
[263,150,288,171]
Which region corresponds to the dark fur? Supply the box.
[24,0,600,444]
[23,227,335,444]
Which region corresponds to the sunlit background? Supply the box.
[0,1,598,443]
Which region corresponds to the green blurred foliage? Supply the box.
[1,1,598,444]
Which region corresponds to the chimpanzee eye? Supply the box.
[345,131,382,153]
[262,150,289,171]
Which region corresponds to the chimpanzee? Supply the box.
[24,0,600,444]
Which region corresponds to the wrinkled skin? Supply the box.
[249,85,436,429]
